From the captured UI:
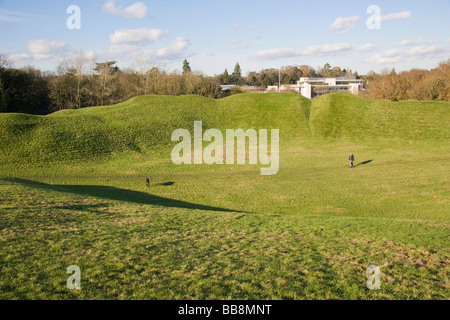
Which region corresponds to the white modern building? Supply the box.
[278,77,363,99]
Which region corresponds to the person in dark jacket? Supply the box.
[146,178,150,187]
[349,153,355,168]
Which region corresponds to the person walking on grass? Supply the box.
[349,153,355,168]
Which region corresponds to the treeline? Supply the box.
[0,54,361,115]
[220,62,358,86]
[48,58,228,110]
[2,52,449,115]
[0,54,229,114]
[0,64,51,114]
[361,60,450,102]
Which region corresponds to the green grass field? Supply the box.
[0,92,449,299]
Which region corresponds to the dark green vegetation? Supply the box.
[0,93,449,299]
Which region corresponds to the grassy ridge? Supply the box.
[310,93,450,141]
[1,92,448,166]
[0,93,310,165]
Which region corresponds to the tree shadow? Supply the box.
[4,178,245,213]
[354,160,373,167]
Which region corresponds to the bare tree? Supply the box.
[132,55,153,95]
[94,61,118,106]
[60,51,93,108]
[0,55,12,69]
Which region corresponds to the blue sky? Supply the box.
[1,0,449,75]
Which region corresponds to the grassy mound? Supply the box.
[0,93,311,165]
[310,93,450,141]
[1,92,449,165]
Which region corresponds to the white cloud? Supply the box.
[155,37,192,60]
[254,48,302,59]
[108,27,192,62]
[27,39,67,60]
[355,43,382,52]
[253,43,379,60]
[11,53,31,59]
[65,50,97,63]
[381,11,411,22]
[408,46,443,55]
[303,43,353,55]
[8,53,30,64]
[4,43,95,67]
[110,28,170,45]
[109,44,140,55]
[366,49,403,64]
[397,39,439,46]
[329,16,359,34]
[109,37,193,62]
[366,45,448,64]
[85,51,97,61]
[103,0,148,19]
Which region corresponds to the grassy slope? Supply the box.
[0,93,310,165]
[1,92,448,165]
[0,93,449,299]
[310,93,449,141]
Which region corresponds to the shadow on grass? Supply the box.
[354,160,373,167]
[155,181,175,186]
[4,178,244,213]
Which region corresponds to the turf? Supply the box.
[0,93,449,299]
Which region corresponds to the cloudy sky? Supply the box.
[1,0,449,75]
